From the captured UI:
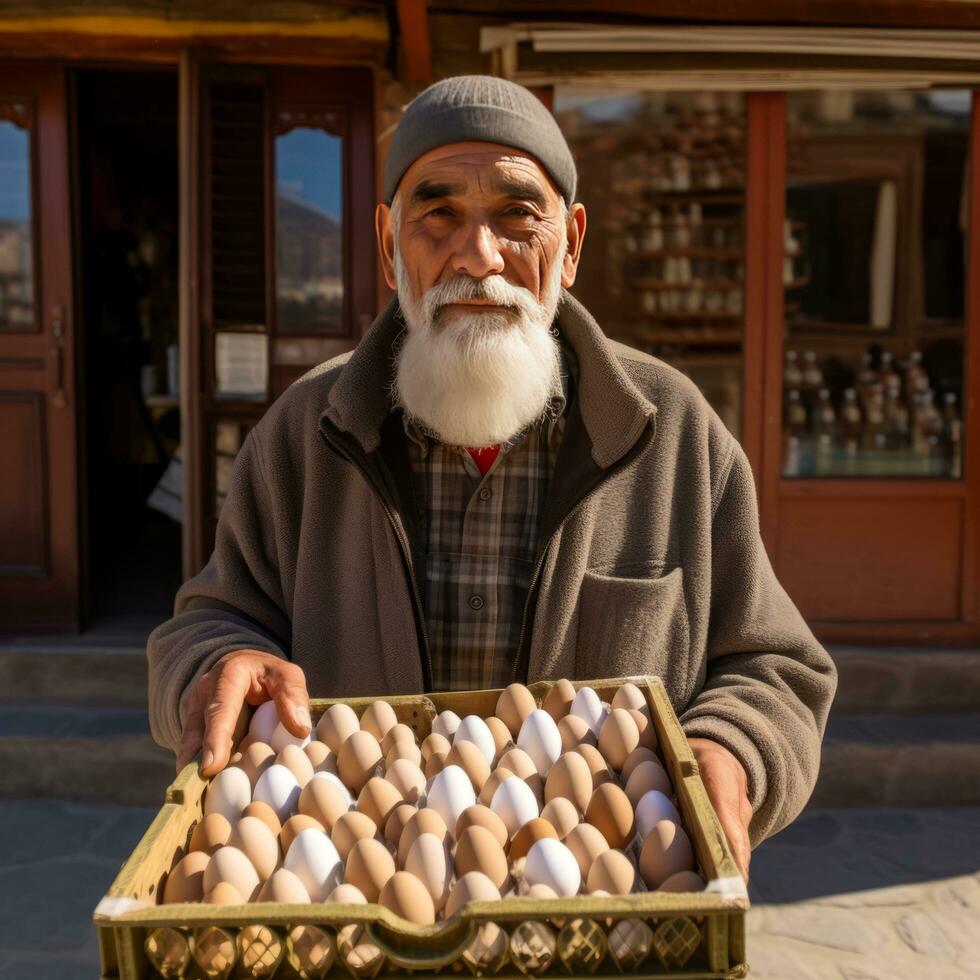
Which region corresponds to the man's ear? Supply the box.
[561,202,587,290]
[376,202,397,290]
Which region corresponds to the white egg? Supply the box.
[516,710,562,775]
[525,838,581,897]
[453,715,497,765]
[489,776,539,838]
[203,766,252,823]
[311,770,354,809]
[570,687,604,734]
[426,764,476,837]
[284,827,343,901]
[270,720,312,753]
[253,763,301,822]
[432,710,462,740]
[248,700,280,745]
[635,790,682,839]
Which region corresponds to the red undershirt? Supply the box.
[465,445,501,476]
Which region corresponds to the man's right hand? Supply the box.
[176,649,312,778]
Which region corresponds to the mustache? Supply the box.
[424,276,536,322]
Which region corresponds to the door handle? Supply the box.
[51,307,66,408]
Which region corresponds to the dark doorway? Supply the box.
[75,68,182,627]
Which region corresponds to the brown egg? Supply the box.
[304,741,338,776]
[381,723,417,757]
[586,784,635,849]
[558,714,596,751]
[509,818,559,862]
[204,845,260,901]
[526,883,559,899]
[420,731,451,763]
[299,776,350,831]
[564,823,610,879]
[258,867,311,903]
[229,815,280,880]
[540,797,579,840]
[243,800,282,839]
[356,776,403,828]
[446,740,491,793]
[456,804,509,849]
[331,810,379,863]
[575,744,613,788]
[189,812,232,855]
[543,678,577,721]
[597,709,641,772]
[345,837,396,902]
[639,820,694,889]
[404,832,453,911]
[495,683,537,737]
[628,708,658,751]
[386,742,422,770]
[338,731,383,794]
[316,703,360,752]
[611,682,647,711]
[163,850,209,903]
[525,772,546,810]
[424,749,448,779]
[544,752,593,814]
[445,870,501,918]
[454,825,509,888]
[657,870,705,893]
[239,741,276,787]
[383,803,417,848]
[281,814,326,854]
[329,883,368,903]
[484,716,513,757]
[277,743,315,787]
[337,924,383,973]
[477,766,515,807]
[624,760,673,808]
[496,747,537,781]
[397,808,449,868]
[587,848,639,895]
[205,881,245,905]
[620,746,662,784]
[386,759,427,804]
[379,871,436,924]
[360,701,398,742]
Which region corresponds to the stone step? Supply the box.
[811,712,980,807]
[0,648,149,707]
[827,645,980,714]
[0,703,174,806]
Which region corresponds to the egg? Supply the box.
[386,742,422,770]
[628,708,658,751]
[329,883,368,903]
[540,798,579,840]
[570,686,604,734]
[586,784,635,849]
[516,710,563,774]
[284,827,344,901]
[295,774,349,832]
[204,766,252,823]
[257,867,311,903]
[557,714,596,751]
[397,808,449,868]
[337,924,383,973]
[489,776,539,838]
[634,790,681,839]
[455,804,509,849]
[620,746,661,783]
[248,701,280,745]
[424,749,448,780]
[510,818,558,862]
[453,716,497,766]
[432,710,462,740]
[316,703,360,752]
[484,716,514,756]
[574,744,613,789]
[446,740,491,793]
[304,741,338,776]
[611,682,646,711]
[524,838,581,897]
[420,731,451,762]
[271,719,312,753]
[204,845,260,901]
[379,870,436,924]
[544,752,593,815]
[478,766,515,807]
[253,764,301,823]
[360,701,398,742]
[243,801,282,838]
[624,760,673,808]
[381,723,417,757]
[454,825,509,888]
[496,747,538,781]
[525,772,546,810]
[356,776,403,828]
[345,837,396,902]
[657,870,705,893]
[495,683,537,737]
[543,678,577,721]
[405,832,453,910]
[587,848,639,894]
[526,883,559,899]
[382,804,416,849]
[189,812,232,854]
[281,814,326,854]
[229,815,280,880]
[331,810,378,862]
[163,850,209,903]
[277,743,315,787]
[639,820,694,889]
[338,731,383,794]
[445,870,501,917]
[205,881,245,905]
[597,709,640,771]
[564,823,610,878]
[426,764,476,837]
[239,742,276,787]
[386,758,427,804]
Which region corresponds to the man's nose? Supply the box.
[450,220,505,280]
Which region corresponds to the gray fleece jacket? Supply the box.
[147,287,837,848]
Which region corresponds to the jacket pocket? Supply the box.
[575,566,689,681]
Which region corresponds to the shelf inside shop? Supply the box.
[635,327,742,346]
[632,247,743,258]
[628,310,742,322]
[640,189,744,203]
[632,278,743,290]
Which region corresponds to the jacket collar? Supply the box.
[322,287,657,469]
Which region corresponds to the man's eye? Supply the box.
[506,207,533,216]
[426,207,452,217]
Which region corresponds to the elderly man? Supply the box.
[148,75,837,881]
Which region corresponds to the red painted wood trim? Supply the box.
[396,0,431,83]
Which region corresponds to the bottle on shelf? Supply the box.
[885,385,910,449]
[863,389,888,451]
[903,349,930,396]
[785,388,809,438]
[944,392,963,479]
[783,350,803,392]
[840,388,862,454]
[800,351,823,412]
[855,352,877,410]
[878,350,901,392]
[814,388,837,446]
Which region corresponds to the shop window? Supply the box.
[553,88,746,440]
[213,418,256,516]
[782,89,968,478]
[0,101,35,331]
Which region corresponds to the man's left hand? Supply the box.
[686,737,753,883]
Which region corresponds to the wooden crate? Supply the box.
[94,676,749,978]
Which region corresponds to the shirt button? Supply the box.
[468,594,485,611]
[478,486,492,502]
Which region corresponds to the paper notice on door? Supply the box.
[215,332,268,399]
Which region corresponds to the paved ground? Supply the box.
[0,801,976,979]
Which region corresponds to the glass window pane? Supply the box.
[0,102,35,332]
[783,90,968,479]
[554,88,746,440]
[275,110,344,335]
[214,418,256,516]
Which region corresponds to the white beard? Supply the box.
[392,241,567,448]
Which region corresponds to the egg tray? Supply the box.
[94,676,749,979]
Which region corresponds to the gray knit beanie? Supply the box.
[383,74,577,207]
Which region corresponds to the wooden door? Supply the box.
[0,66,77,629]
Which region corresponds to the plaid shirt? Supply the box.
[396,342,573,691]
